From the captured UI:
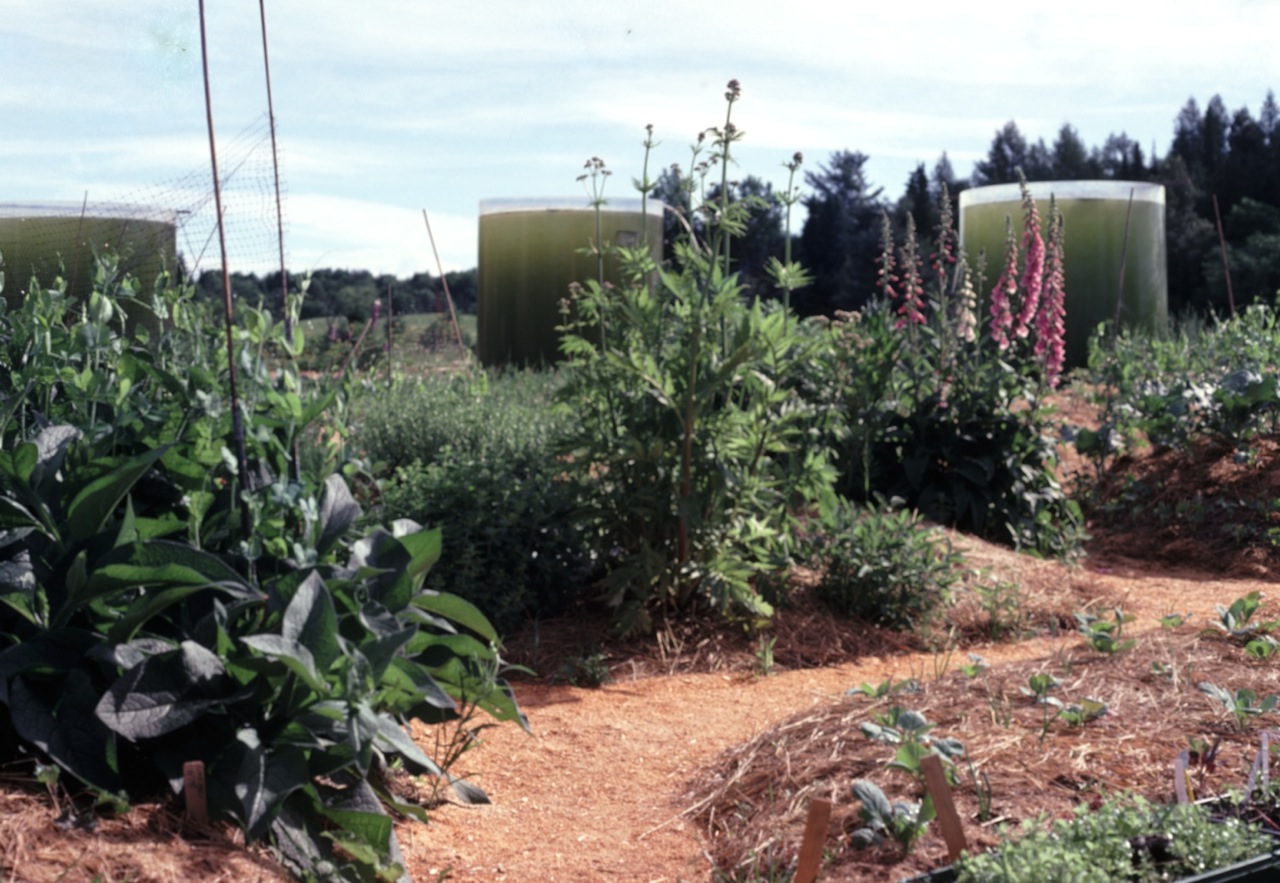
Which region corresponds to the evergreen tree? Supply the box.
[972,121,1030,186]
[895,163,935,237]
[1051,124,1099,178]
[796,150,884,315]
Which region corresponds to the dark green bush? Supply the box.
[0,260,522,882]
[380,452,590,635]
[803,501,961,629]
[821,187,1086,560]
[361,370,590,633]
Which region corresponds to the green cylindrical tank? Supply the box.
[477,197,665,367]
[958,181,1167,368]
[0,202,178,324]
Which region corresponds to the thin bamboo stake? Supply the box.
[1212,193,1236,317]
[1111,187,1136,340]
[198,0,252,538]
[421,210,466,352]
[385,281,394,387]
[258,0,292,339]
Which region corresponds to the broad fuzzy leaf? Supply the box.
[65,445,169,544]
[95,643,227,740]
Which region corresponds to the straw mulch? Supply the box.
[0,786,289,883]
[685,620,1280,882]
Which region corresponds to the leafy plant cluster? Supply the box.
[800,500,961,629]
[554,82,836,636]
[359,371,590,634]
[849,704,966,855]
[813,178,1086,560]
[954,795,1274,883]
[0,259,522,881]
[1078,303,1280,471]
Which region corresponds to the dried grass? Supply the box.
[684,623,1280,881]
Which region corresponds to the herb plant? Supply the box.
[0,261,524,881]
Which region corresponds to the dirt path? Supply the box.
[406,547,1276,882]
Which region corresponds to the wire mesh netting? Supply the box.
[1,113,287,301]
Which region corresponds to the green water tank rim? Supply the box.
[959,180,1165,208]
[0,201,178,224]
[479,197,666,217]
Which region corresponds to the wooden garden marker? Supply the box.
[792,797,831,883]
[183,760,208,826]
[921,754,967,863]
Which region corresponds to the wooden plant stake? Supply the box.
[921,754,967,863]
[183,760,208,826]
[793,797,831,883]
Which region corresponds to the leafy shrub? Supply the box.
[356,369,569,473]
[380,452,590,634]
[0,261,522,881]
[1081,303,1280,460]
[803,501,961,628]
[360,370,590,633]
[556,83,836,636]
[823,183,1086,560]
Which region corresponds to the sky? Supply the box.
[2,1,1278,279]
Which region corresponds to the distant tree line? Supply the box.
[192,267,477,322]
[651,89,1280,319]
[194,90,1279,323]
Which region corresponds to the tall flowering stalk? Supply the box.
[1035,198,1067,387]
[989,217,1019,351]
[952,250,979,344]
[1012,182,1045,339]
[895,215,927,331]
[877,212,899,304]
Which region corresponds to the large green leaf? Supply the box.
[240,633,325,695]
[224,728,311,840]
[316,474,361,558]
[410,591,498,644]
[282,572,340,676]
[10,668,120,793]
[65,445,169,544]
[95,641,229,740]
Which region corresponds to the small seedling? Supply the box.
[1076,608,1136,656]
[1245,636,1279,660]
[848,677,920,699]
[1199,682,1279,732]
[753,634,777,676]
[849,779,933,855]
[966,759,994,822]
[1160,612,1192,629]
[1047,697,1108,728]
[1020,672,1060,703]
[861,707,965,785]
[959,653,988,678]
[1213,591,1270,641]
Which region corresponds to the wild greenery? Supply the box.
[954,795,1274,883]
[361,371,590,634]
[802,502,961,629]
[553,84,837,636]
[0,257,522,882]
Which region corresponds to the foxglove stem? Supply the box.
[1036,200,1067,388]
[895,215,926,332]
[1013,181,1044,339]
[989,217,1019,351]
[877,212,899,305]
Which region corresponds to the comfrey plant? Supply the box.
[557,81,836,636]
[831,177,1084,558]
